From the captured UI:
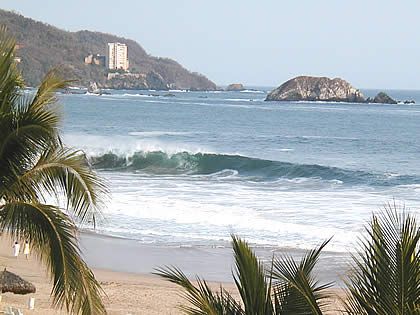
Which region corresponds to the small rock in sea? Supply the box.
[226,83,245,91]
[370,92,397,104]
[403,100,415,104]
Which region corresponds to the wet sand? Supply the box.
[80,231,351,286]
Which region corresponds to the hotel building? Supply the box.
[107,43,129,70]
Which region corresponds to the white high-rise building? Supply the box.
[107,43,129,70]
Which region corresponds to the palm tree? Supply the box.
[155,235,332,314]
[0,26,108,314]
[344,204,420,314]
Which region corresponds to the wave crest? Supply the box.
[90,151,418,186]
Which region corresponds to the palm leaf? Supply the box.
[343,203,420,315]
[155,266,243,315]
[0,25,24,114]
[231,235,273,315]
[7,147,107,224]
[0,72,63,184]
[0,201,106,315]
[157,235,331,315]
[271,239,332,315]
[29,68,71,112]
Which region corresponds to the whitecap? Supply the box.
[240,89,266,94]
[128,131,194,137]
[225,98,254,102]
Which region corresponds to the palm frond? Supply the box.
[271,239,332,315]
[6,147,107,224]
[0,201,106,315]
[29,68,71,112]
[231,235,273,315]
[0,117,59,182]
[0,25,24,114]
[155,266,243,315]
[0,72,63,180]
[343,203,420,315]
[157,235,332,315]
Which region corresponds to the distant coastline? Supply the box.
[56,84,419,106]
[1,9,217,91]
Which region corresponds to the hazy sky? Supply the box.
[2,1,419,89]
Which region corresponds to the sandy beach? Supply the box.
[0,234,241,314]
[0,232,348,314]
[1,234,188,314]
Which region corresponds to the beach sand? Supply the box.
[0,233,347,314]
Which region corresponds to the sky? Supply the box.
[1,1,419,89]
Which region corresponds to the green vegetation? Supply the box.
[344,204,420,314]
[156,237,332,314]
[156,206,420,314]
[0,27,107,314]
[0,9,216,90]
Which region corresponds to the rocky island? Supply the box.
[265,76,365,102]
[265,76,405,104]
[226,83,245,91]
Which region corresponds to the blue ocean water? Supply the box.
[59,88,420,252]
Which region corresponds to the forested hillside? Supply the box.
[0,9,217,90]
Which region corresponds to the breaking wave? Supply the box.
[90,151,419,186]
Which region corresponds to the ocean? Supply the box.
[59,88,420,253]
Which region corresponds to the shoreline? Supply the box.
[79,231,351,286]
[0,233,348,314]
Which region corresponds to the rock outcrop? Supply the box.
[366,92,397,104]
[265,76,365,103]
[87,82,101,94]
[226,83,245,91]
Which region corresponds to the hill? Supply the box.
[0,9,217,90]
